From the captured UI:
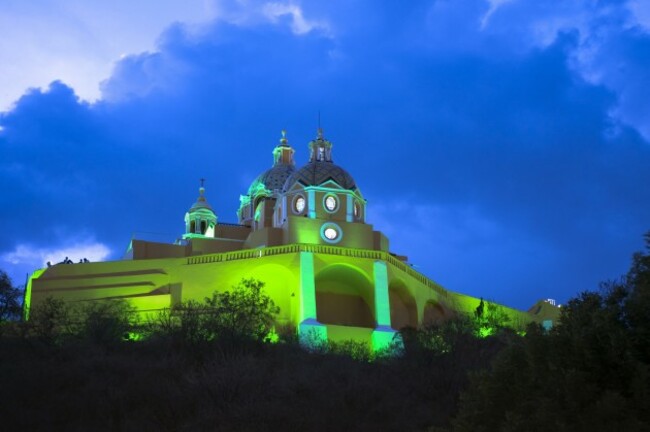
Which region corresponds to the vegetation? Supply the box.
[0,270,21,323]
[0,234,649,431]
[452,233,650,432]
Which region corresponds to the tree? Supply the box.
[74,299,137,345]
[452,231,650,431]
[203,278,280,343]
[0,270,21,323]
[27,297,73,344]
[149,278,280,347]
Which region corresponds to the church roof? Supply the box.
[248,163,295,195]
[188,185,215,214]
[283,161,357,191]
[189,197,213,212]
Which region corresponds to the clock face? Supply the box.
[325,195,337,211]
[295,196,305,213]
[324,227,338,240]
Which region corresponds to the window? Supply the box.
[320,222,343,244]
[294,196,306,213]
[324,195,337,212]
[324,227,338,240]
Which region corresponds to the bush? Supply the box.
[451,233,650,432]
[73,300,137,345]
[148,278,280,348]
[27,297,74,345]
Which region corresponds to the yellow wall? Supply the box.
[29,243,540,336]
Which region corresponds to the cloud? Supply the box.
[0,0,214,111]
[1,0,649,308]
[1,240,111,286]
[2,242,111,267]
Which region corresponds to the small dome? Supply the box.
[189,186,215,213]
[283,161,356,191]
[248,164,295,195]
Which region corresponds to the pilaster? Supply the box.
[298,251,327,346]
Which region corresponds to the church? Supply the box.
[25,129,558,350]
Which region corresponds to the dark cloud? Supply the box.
[1,0,649,308]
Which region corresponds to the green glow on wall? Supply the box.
[372,326,400,352]
[23,268,44,320]
[373,261,391,327]
[295,223,321,244]
[297,251,328,346]
[299,251,317,320]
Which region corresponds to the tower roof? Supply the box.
[189,179,215,213]
[283,129,357,191]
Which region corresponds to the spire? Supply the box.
[197,178,206,202]
[280,129,289,147]
[309,127,333,162]
[273,129,295,166]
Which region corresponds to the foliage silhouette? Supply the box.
[451,232,650,432]
[0,270,21,324]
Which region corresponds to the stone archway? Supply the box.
[422,301,448,326]
[315,264,375,328]
[389,279,417,330]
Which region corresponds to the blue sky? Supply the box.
[1,0,649,310]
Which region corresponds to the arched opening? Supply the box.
[389,280,417,330]
[316,264,375,328]
[422,301,448,326]
[190,220,196,233]
[200,220,207,234]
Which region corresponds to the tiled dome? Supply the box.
[283,161,356,191]
[248,164,295,195]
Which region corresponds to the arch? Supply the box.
[315,264,375,328]
[422,301,448,326]
[389,279,417,330]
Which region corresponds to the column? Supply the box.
[372,260,400,352]
[346,194,353,222]
[307,189,316,219]
[298,251,327,347]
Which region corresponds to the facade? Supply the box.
[25,130,558,350]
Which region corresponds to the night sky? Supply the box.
[1,0,649,310]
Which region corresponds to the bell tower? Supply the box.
[183,179,217,238]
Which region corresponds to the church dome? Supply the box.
[247,130,296,196]
[248,163,295,195]
[283,161,356,191]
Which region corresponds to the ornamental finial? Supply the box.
[199,178,206,201]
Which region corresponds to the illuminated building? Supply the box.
[25,129,558,350]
